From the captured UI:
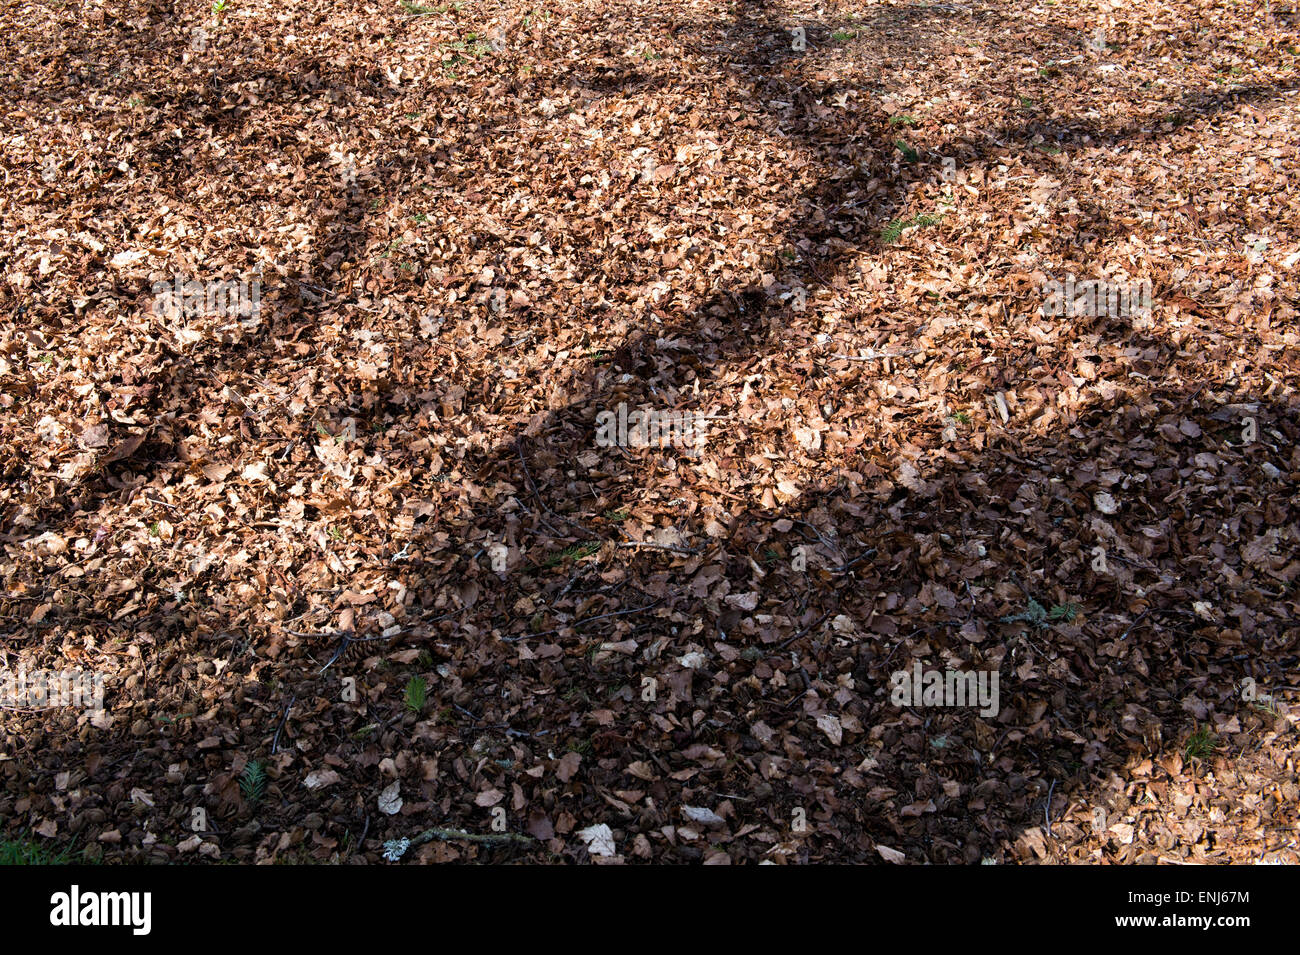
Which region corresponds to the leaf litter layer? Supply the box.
[0,0,1298,863]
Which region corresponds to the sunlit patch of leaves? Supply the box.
[399,0,442,13]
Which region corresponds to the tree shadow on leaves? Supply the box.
[2,0,1297,863]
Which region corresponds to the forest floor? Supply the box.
[1,0,1298,863]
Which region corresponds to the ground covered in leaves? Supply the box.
[1,0,1299,864]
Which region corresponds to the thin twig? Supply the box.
[516,439,599,539]
[776,610,833,650]
[501,598,664,642]
[829,548,877,574]
[615,540,700,556]
[1118,609,1151,641]
[407,826,535,847]
[271,695,296,755]
[832,349,924,361]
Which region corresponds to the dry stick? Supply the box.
[615,540,700,556]
[1045,778,1057,838]
[295,281,382,314]
[500,597,664,642]
[752,514,834,548]
[832,349,924,361]
[555,560,600,600]
[407,827,535,848]
[1118,609,1151,641]
[511,496,567,540]
[829,548,877,574]
[776,610,833,650]
[286,629,356,673]
[271,694,296,755]
[291,607,462,673]
[516,440,600,540]
[451,703,550,738]
[318,631,370,672]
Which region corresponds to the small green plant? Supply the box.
[889,115,920,127]
[537,540,601,569]
[954,411,970,424]
[329,526,344,541]
[211,0,228,13]
[1001,597,1049,629]
[404,675,428,714]
[153,711,190,724]
[0,836,83,865]
[1048,602,1080,623]
[1000,599,1081,629]
[832,29,856,41]
[239,761,267,807]
[895,139,919,162]
[881,213,942,245]
[1184,723,1217,760]
[1252,697,1284,719]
